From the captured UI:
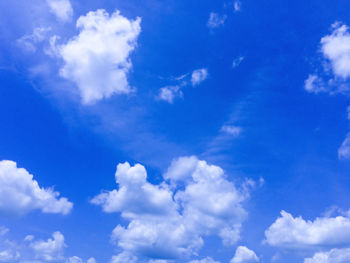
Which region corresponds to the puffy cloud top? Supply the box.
[59,9,141,103]
[92,156,252,260]
[230,246,259,263]
[0,160,73,216]
[265,210,350,248]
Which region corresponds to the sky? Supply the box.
[1,0,350,262]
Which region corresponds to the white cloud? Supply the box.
[207,13,227,29]
[17,27,51,53]
[0,160,73,216]
[232,57,244,68]
[221,125,242,137]
[0,250,20,262]
[230,246,259,263]
[265,210,350,248]
[191,69,208,86]
[46,0,73,22]
[189,257,220,263]
[234,1,242,12]
[304,248,350,263]
[157,86,183,103]
[30,232,65,261]
[338,133,350,160]
[110,252,137,263]
[92,156,251,260]
[321,23,350,79]
[59,9,141,104]
[67,256,96,263]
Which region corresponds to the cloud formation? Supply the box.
[92,156,252,260]
[303,248,350,263]
[230,246,259,263]
[207,13,227,29]
[0,160,73,216]
[30,231,66,261]
[59,9,141,104]
[265,210,350,249]
[46,0,73,22]
[191,68,208,86]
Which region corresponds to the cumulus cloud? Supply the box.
[191,69,208,86]
[157,86,183,103]
[0,250,20,262]
[304,248,350,263]
[46,0,73,22]
[230,246,259,263]
[67,256,96,263]
[110,252,137,263]
[17,27,51,53]
[265,210,350,249]
[30,232,65,261]
[207,13,227,29]
[58,9,141,104]
[0,160,73,216]
[92,156,252,260]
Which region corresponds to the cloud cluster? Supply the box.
[59,9,141,103]
[92,156,252,261]
[0,160,73,216]
[207,13,227,29]
[265,210,350,248]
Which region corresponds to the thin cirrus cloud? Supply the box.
[0,160,73,216]
[91,156,254,261]
[264,210,350,249]
[58,9,141,104]
[17,27,52,53]
[46,0,73,22]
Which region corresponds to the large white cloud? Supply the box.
[230,246,259,263]
[59,9,141,104]
[46,0,73,22]
[304,248,350,263]
[0,160,72,216]
[265,210,350,248]
[92,156,252,260]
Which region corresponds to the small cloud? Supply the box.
[17,27,51,53]
[234,1,242,12]
[221,125,242,137]
[191,68,208,86]
[207,12,227,29]
[338,133,350,160]
[46,0,73,22]
[232,56,244,68]
[157,86,183,104]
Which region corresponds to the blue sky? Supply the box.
[1,0,350,262]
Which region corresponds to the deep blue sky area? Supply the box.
[1,0,350,263]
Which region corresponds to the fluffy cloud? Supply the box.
[46,0,73,22]
[0,250,20,262]
[321,23,350,79]
[92,156,251,260]
[157,86,183,103]
[67,256,96,263]
[265,210,350,248]
[110,252,137,263]
[304,248,350,263]
[0,160,72,216]
[59,9,141,104]
[230,246,259,263]
[191,69,208,86]
[207,13,226,29]
[234,1,242,12]
[30,231,65,261]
